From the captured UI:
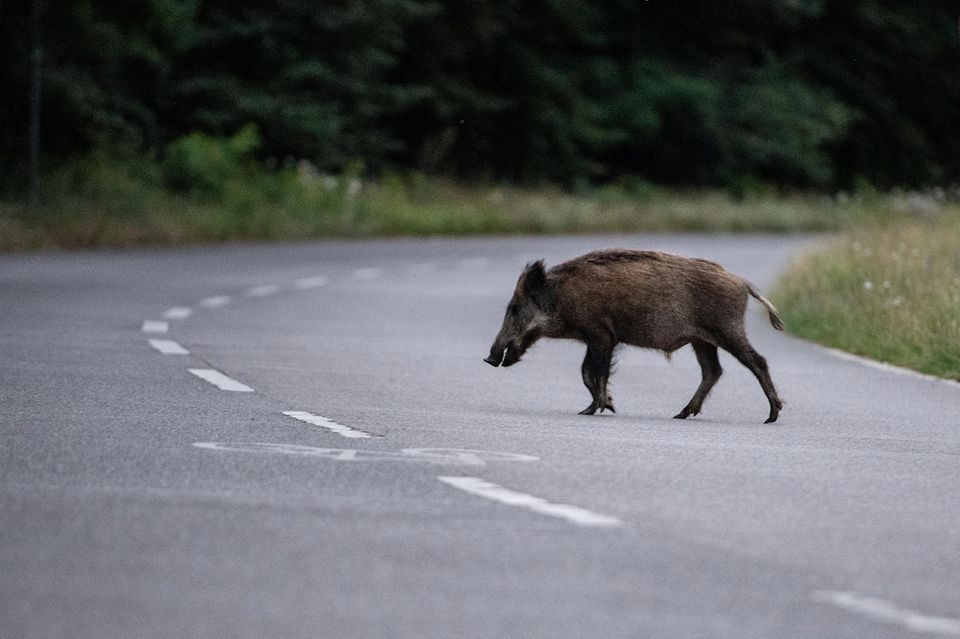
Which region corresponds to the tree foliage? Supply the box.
[2,0,958,191]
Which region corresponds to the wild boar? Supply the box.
[484,249,785,423]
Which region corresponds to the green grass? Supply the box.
[0,149,913,252]
[772,215,960,381]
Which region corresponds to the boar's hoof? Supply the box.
[581,399,615,415]
[579,403,599,416]
[674,401,703,419]
[764,399,783,423]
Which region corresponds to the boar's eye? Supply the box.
[508,304,519,316]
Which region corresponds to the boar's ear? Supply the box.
[521,260,546,294]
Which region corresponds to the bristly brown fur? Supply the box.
[485,248,785,423]
[551,249,723,275]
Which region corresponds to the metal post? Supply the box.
[28,0,43,208]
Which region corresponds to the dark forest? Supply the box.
[3,1,958,192]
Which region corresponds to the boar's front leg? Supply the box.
[579,354,601,415]
[674,339,722,419]
[579,341,615,415]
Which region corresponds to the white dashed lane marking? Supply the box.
[813,591,960,636]
[245,284,281,298]
[148,339,190,355]
[438,476,623,528]
[354,268,383,280]
[282,410,372,439]
[162,306,193,320]
[193,444,538,465]
[141,320,169,334]
[407,262,438,275]
[199,295,231,308]
[188,368,255,392]
[294,275,329,290]
[458,257,489,269]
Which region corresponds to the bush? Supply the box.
[162,124,261,196]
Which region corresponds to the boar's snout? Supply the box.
[484,338,505,366]
[485,342,520,368]
[500,342,520,367]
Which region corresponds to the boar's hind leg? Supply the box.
[674,339,722,419]
[719,335,783,424]
[579,343,615,415]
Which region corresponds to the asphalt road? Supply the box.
[2,235,959,639]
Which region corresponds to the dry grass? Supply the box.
[772,213,960,380]
[364,179,867,235]
[0,148,892,252]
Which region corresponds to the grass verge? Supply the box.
[772,215,960,381]
[0,147,917,252]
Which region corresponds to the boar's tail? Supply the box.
[746,282,785,331]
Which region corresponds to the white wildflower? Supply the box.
[347,178,362,197]
[297,159,319,178]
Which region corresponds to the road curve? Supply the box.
[2,235,959,639]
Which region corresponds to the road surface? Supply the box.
[2,235,959,638]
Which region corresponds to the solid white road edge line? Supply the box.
[147,339,190,355]
[815,344,960,389]
[188,368,255,392]
[438,476,623,528]
[812,590,960,636]
[199,295,232,308]
[141,320,169,334]
[281,410,372,439]
[162,306,193,320]
[294,275,329,289]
